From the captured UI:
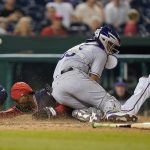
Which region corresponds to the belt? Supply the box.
[61,67,74,74]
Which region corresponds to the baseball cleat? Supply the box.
[72,108,102,123]
[106,112,138,122]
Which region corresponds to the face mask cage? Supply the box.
[107,41,120,55]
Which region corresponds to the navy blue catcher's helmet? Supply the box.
[94,25,121,54]
[0,85,7,105]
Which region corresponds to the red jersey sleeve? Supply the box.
[0,106,23,118]
[55,104,72,115]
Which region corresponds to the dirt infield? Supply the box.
[0,115,150,150]
[0,115,89,131]
[0,115,150,131]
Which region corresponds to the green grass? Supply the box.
[0,130,150,150]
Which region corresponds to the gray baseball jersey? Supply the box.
[53,42,107,79]
[52,42,121,113]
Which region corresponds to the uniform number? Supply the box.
[61,45,84,59]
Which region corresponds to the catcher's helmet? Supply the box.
[94,25,121,54]
[0,85,7,105]
[11,82,33,100]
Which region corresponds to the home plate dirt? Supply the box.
[0,115,150,131]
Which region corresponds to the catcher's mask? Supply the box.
[94,25,121,55]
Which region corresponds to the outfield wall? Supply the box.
[0,36,150,54]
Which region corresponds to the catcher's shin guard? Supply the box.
[72,107,102,123]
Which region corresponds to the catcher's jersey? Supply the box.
[53,42,107,80]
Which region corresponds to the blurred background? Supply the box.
[0,0,150,114]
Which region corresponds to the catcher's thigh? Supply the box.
[52,70,121,113]
[52,82,89,109]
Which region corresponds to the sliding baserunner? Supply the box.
[0,82,70,119]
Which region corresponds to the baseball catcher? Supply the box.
[51,25,150,122]
[0,82,70,119]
